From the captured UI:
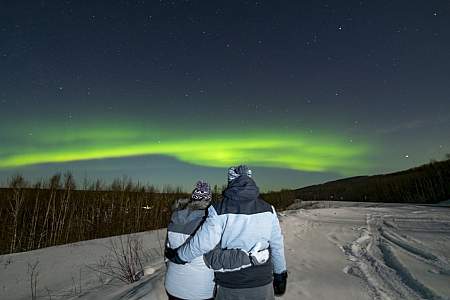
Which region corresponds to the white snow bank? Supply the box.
[436,199,450,207]
[0,230,167,300]
[287,199,409,210]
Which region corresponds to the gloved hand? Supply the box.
[165,247,187,265]
[249,242,270,265]
[273,271,288,296]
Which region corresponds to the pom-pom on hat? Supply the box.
[191,180,212,201]
[228,165,252,182]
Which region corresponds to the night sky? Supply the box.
[1,1,449,190]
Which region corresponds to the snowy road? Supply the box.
[280,204,450,300]
[1,202,449,300]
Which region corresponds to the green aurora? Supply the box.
[0,121,372,175]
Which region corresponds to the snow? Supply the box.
[0,230,167,300]
[436,199,450,207]
[1,202,449,300]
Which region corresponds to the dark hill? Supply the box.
[295,159,450,204]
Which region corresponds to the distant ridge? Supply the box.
[295,159,450,204]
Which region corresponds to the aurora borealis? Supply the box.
[1,1,449,189]
[0,121,369,173]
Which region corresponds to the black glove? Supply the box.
[165,247,187,265]
[273,271,288,296]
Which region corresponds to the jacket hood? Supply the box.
[172,198,210,211]
[223,175,260,201]
[169,198,209,229]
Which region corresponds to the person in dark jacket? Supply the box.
[166,166,288,300]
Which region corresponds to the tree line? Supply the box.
[0,174,188,255]
[295,157,450,203]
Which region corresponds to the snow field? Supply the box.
[1,202,449,300]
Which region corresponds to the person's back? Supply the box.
[164,181,214,300]
[165,198,214,299]
[210,175,279,288]
[173,166,287,300]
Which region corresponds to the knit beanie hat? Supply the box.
[228,165,252,182]
[191,180,212,201]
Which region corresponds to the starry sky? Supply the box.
[0,1,449,190]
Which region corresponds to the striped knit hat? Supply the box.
[191,180,212,201]
[228,165,252,182]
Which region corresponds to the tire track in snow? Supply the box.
[380,226,450,276]
[341,213,445,300]
[379,241,440,299]
[381,226,438,261]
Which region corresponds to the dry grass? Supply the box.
[0,174,187,255]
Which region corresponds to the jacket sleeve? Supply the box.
[164,231,169,264]
[177,205,224,262]
[203,244,252,272]
[270,206,287,273]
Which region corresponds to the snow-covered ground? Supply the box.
[1,202,449,300]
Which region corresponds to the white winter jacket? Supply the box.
[164,199,214,299]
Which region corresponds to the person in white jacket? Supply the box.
[164,180,215,299]
[166,166,288,300]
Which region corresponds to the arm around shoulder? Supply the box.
[177,205,224,262]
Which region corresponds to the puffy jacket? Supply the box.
[164,199,214,299]
[178,176,287,289]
